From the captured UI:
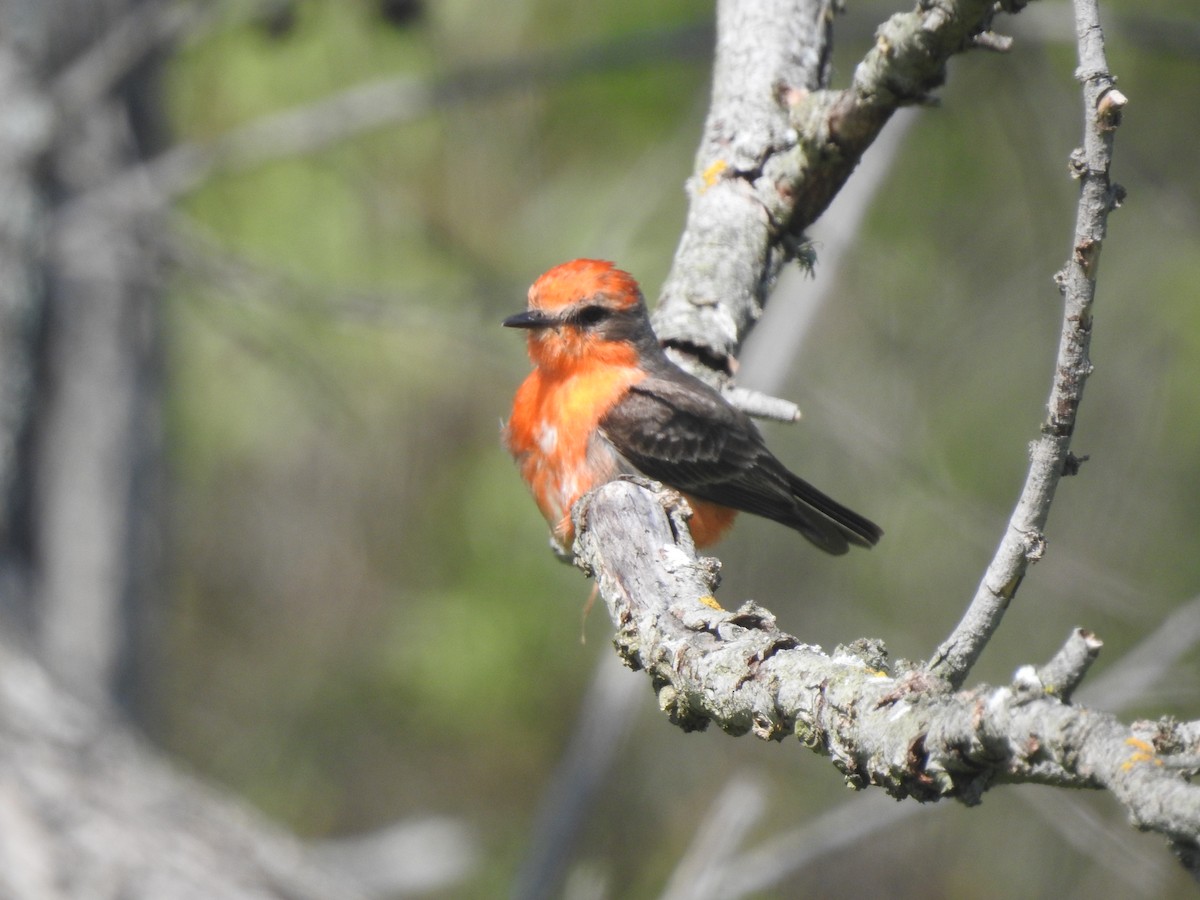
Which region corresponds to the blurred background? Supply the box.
[2,0,1199,896]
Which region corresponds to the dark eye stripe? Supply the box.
[573,305,610,326]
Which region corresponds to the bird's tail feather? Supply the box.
[787,473,883,553]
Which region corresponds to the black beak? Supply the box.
[502,309,555,329]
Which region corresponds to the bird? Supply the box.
[502,259,882,555]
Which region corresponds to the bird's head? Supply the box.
[504,259,658,373]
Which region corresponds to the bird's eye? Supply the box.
[575,305,609,327]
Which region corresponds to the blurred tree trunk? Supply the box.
[0,0,166,712]
[0,634,362,900]
[0,3,372,894]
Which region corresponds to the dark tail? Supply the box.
[785,472,883,555]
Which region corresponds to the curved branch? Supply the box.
[572,481,1200,851]
[928,0,1127,686]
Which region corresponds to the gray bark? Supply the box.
[574,0,1200,875]
[573,481,1200,853]
[929,0,1127,686]
[0,0,167,707]
[0,2,369,894]
[653,0,1006,378]
[0,637,363,900]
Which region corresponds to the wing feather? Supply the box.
[598,370,881,553]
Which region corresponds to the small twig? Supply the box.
[972,30,1015,52]
[720,386,801,423]
[1078,594,1200,711]
[659,775,767,900]
[1032,628,1104,702]
[59,23,711,220]
[927,0,1126,687]
[52,1,210,120]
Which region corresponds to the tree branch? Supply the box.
[1033,627,1102,702]
[927,0,1127,686]
[690,590,1200,897]
[652,0,1011,377]
[0,638,366,899]
[61,22,712,220]
[572,481,1200,854]
[51,0,210,121]
[564,4,1200,868]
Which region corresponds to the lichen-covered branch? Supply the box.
[653,0,1014,376]
[1033,627,1102,702]
[566,0,1200,875]
[927,0,1127,687]
[572,482,1200,853]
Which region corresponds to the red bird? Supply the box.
[503,259,881,554]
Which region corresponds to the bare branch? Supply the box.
[62,22,712,219]
[676,592,1200,900]
[1033,628,1103,702]
[704,594,1200,897]
[653,0,837,377]
[1079,594,1200,711]
[653,0,1010,377]
[660,775,767,900]
[715,385,801,423]
[928,0,1127,687]
[572,481,1200,852]
[52,1,209,121]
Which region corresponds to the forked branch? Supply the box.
[573,0,1200,874]
[572,482,1200,850]
[653,0,1012,376]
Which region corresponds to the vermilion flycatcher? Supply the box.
[503,259,882,555]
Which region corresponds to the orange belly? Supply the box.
[507,361,740,551]
[683,496,738,547]
[506,362,646,549]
